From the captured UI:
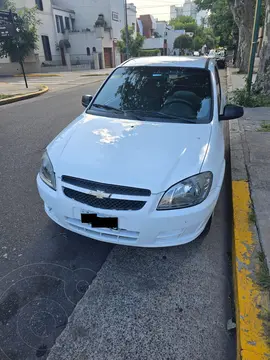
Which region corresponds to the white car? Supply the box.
[37,56,243,247]
[193,51,200,56]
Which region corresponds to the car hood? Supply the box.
[49,114,212,193]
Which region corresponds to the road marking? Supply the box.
[232,180,270,360]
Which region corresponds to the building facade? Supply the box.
[170,0,209,26]
[127,3,137,37]
[1,0,127,74]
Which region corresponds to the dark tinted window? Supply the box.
[88,66,212,123]
[35,0,43,11]
[41,35,52,61]
[65,17,70,30]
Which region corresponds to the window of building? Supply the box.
[71,18,75,31]
[65,17,70,30]
[86,47,90,56]
[55,15,64,33]
[55,15,60,33]
[35,0,43,11]
[41,35,52,61]
[92,47,96,53]
[112,11,119,21]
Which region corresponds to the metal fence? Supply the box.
[40,53,101,72]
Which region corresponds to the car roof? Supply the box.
[121,56,209,69]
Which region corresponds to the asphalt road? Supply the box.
[0,71,235,360]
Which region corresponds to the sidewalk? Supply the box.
[228,66,270,359]
[228,67,270,267]
[0,82,42,97]
[0,69,111,94]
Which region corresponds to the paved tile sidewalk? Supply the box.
[228,67,270,267]
[0,82,41,96]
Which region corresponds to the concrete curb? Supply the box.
[80,73,110,77]
[13,73,61,77]
[0,86,49,106]
[227,67,270,360]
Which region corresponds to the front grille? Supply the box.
[63,187,146,211]
[62,175,151,197]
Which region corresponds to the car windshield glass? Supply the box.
[87,66,213,123]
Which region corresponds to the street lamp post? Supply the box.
[124,0,129,59]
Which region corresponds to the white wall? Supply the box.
[53,0,110,32]
[14,0,58,63]
[110,0,125,40]
[156,22,166,37]
[143,38,163,50]
[166,29,185,54]
[68,32,103,55]
[127,3,137,37]
[52,7,73,42]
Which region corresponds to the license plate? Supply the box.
[81,213,118,229]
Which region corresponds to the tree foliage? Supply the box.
[169,15,197,33]
[195,0,236,48]
[117,27,144,58]
[170,15,216,51]
[139,49,160,57]
[174,35,193,50]
[0,1,40,62]
[195,0,256,72]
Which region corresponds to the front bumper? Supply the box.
[37,173,224,247]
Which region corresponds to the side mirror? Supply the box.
[82,95,93,108]
[219,104,244,121]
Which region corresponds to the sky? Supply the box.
[132,0,184,21]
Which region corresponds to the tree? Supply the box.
[207,0,236,48]
[169,15,197,33]
[174,35,193,50]
[195,0,255,73]
[0,1,40,63]
[254,0,270,94]
[117,27,144,58]
[196,26,217,49]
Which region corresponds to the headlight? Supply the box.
[39,151,56,190]
[157,172,213,210]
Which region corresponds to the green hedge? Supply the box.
[139,49,160,57]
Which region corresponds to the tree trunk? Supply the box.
[229,0,255,73]
[254,0,270,93]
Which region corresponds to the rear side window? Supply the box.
[89,66,213,123]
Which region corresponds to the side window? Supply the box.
[215,67,221,110]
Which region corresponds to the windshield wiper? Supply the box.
[92,104,124,113]
[91,104,144,120]
[128,110,197,123]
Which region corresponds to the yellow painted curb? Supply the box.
[232,180,270,360]
[0,86,49,106]
[14,73,61,77]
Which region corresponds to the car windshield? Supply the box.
[87,66,213,124]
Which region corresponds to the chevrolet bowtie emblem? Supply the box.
[89,190,111,199]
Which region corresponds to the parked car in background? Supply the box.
[208,49,226,69]
[37,56,243,248]
[193,51,200,57]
